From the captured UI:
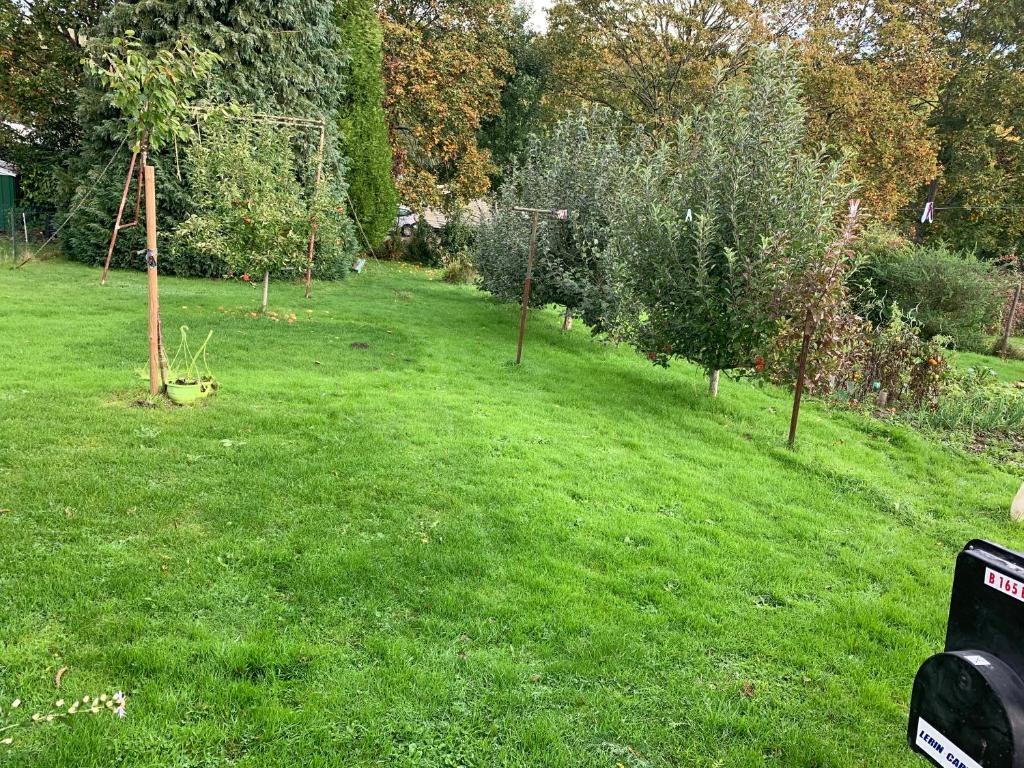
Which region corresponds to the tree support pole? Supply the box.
[1001,281,1022,358]
[304,123,327,299]
[144,164,165,394]
[101,151,140,285]
[515,211,540,365]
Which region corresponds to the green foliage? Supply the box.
[176,110,354,298]
[402,223,442,267]
[909,365,1024,445]
[85,33,220,152]
[612,48,852,389]
[924,0,1024,258]
[478,10,551,181]
[336,0,397,248]
[65,0,352,276]
[476,108,640,331]
[0,0,107,211]
[854,228,1007,351]
[176,111,310,283]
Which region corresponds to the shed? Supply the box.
[0,160,15,230]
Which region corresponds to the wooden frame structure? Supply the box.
[100,106,328,298]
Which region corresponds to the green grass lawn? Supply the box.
[954,342,1024,383]
[1,259,1022,767]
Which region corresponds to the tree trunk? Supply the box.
[1001,281,1022,358]
[562,307,573,331]
[261,270,270,314]
[708,369,720,398]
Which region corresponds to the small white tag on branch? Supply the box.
[920,201,935,224]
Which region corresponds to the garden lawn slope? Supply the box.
[1,260,1022,767]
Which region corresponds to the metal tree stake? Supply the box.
[511,207,568,365]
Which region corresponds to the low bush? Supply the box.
[909,366,1024,443]
[442,256,476,285]
[402,224,442,267]
[853,227,1006,351]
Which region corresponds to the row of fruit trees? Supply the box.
[475,47,955,447]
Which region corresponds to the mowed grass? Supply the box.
[1,259,1022,767]
[954,342,1024,383]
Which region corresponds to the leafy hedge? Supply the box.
[853,228,1007,351]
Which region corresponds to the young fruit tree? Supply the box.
[87,33,219,394]
[475,108,641,333]
[176,109,351,313]
[610,47,853,398]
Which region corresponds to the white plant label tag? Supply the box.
[915,717,983,768]
[984,567,1024,604]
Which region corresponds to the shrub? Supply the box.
[176,109,354,309]
[611,47,852,396]
[853,227,1007,351]
[402,224,442,267]
[849,305,952,409]
[475,107,641,332]
[442,256,476,284]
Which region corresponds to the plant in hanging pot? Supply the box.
[165,326,216,404]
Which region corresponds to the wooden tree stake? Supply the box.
[515,211,540,365]
[304,123,327,299]
[101,152,140,285]
[144,164,163,395]
[1001,281,1022,358]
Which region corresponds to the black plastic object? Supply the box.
[909,540,1024,767]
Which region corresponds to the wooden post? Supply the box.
[262,270,270,313]
[788,315,813,449]
[144,165,162,395]
[515,211,540,365]
[1001,281,1023,358]
[101,151,139,285]
[304,122,327,299]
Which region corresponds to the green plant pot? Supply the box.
[167,381,203,405]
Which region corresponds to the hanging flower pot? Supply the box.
[167,380,203,405]
[166,326,216,405]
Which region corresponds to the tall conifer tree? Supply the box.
[336,0,397,248]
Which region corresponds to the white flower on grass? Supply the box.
[112,691,127,719]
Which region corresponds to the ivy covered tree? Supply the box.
[336,0,397,248]
[611,47,852,397]
[64,0,357,276]
[478,8,551,184]
[475,108,641,331]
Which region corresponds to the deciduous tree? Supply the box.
[612,48,852,397]
[379,0,512,208]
